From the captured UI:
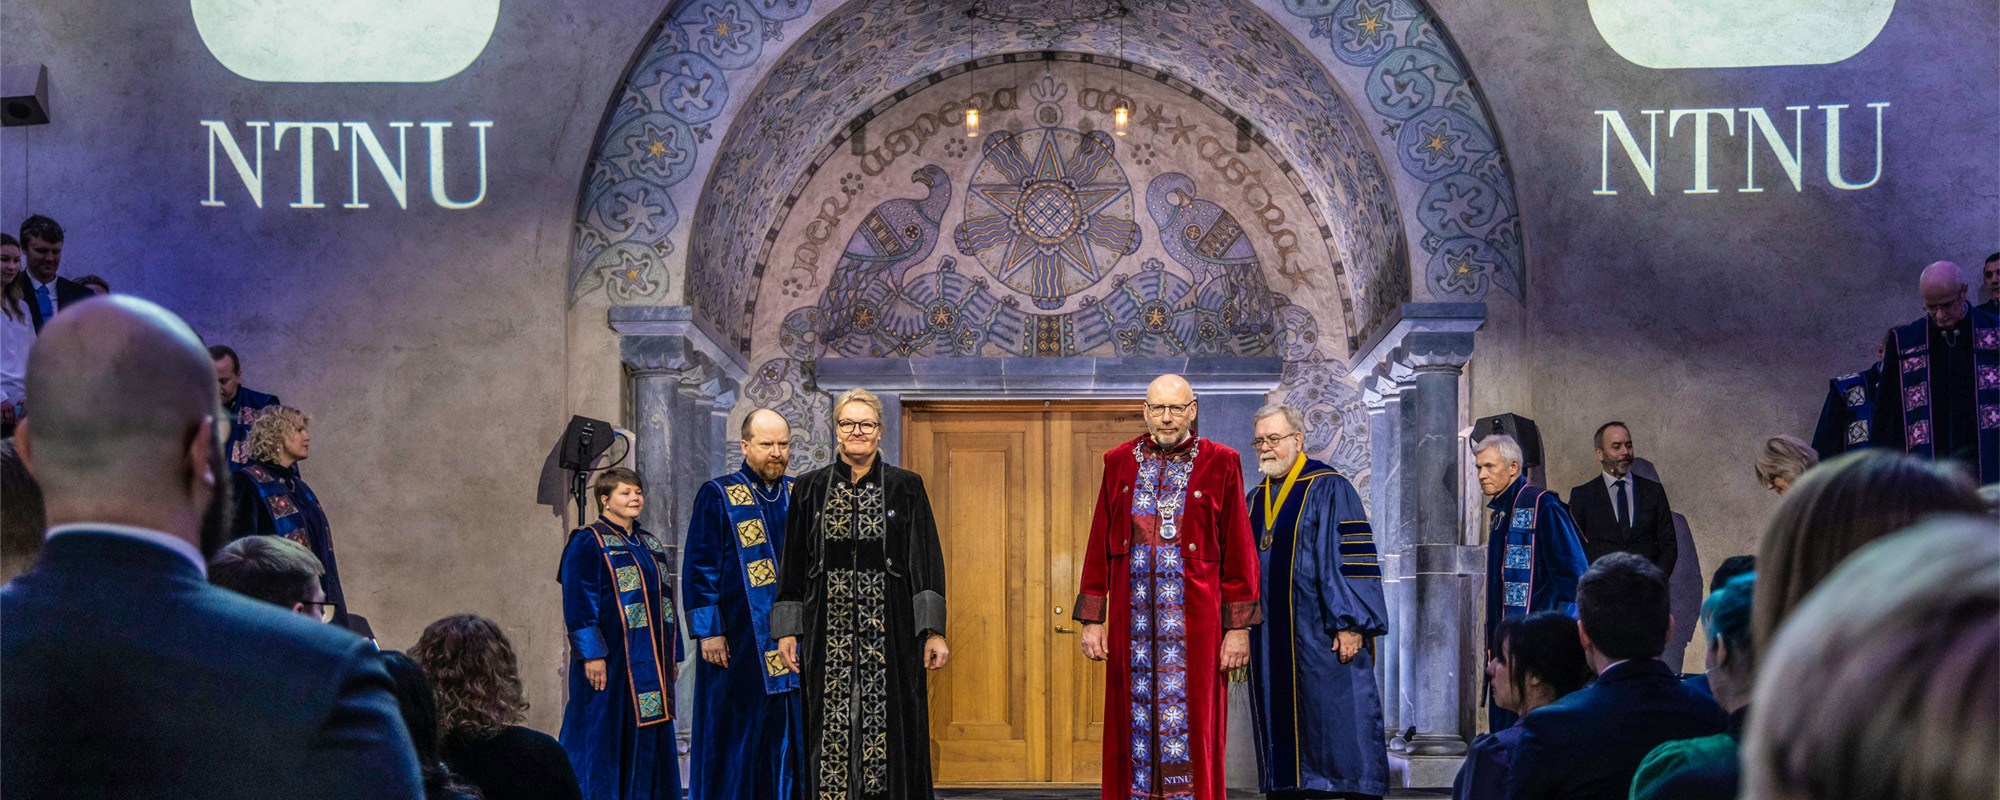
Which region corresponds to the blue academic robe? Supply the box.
[1247,458,1390,797]
[1482,476,1587,730]
[559,518,684,800]
[223,386,280,467]
[683,468,802,800]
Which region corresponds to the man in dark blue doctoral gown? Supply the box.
[1472,433,1587,732]
[1245,404,1389,799]
[683,409,802,800]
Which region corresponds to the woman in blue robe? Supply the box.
[1451,612,1594,800]
[560,467,683,800]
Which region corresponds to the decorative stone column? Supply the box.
[1351,304,1485,786]
[1400,331,1478,758]
[1361,376,1404,749]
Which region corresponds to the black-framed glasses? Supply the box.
[836,420,881,434]
[1144,400,1196,419]
[1251,432,1300,450]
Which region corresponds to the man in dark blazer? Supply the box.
[12,215,91,331]
[1503,553,1727,800]
[1,296,422,800]
[1569,422,1677,577]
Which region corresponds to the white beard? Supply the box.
[1257,455,1293,478]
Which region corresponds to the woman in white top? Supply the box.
[1,234,34,432]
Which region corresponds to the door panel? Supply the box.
[910,403,1142,785]
[912,413,1045,783]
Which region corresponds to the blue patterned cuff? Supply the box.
[913,590,945,638]
[687,605,725,639]
[769,601,805,640]
[570,626,609,660]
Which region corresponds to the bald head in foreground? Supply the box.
[2,296,424,800]
[1072,373,1264,800]
[1874,260,1999,483]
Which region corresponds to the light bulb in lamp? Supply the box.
[965,107,980,138]
[1114,106,1129,135]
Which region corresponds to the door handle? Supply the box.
[1054,606,1077,634]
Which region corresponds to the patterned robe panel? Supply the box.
[771,459,946,800]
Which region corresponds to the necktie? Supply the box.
[35,285,53,319]
[1613,479,1630,529]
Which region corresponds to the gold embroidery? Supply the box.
[765,649,791,677]
[746,558,777,587]
[725,484,755,506]
[737,518,768,548]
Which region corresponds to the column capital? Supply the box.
[619,333,717,381]
[1351,303,1486,378]
[1398,331,1477,375]
[608,305,749,383]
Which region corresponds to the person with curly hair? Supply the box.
[413,615,581,800]
[380,651,487,800]
[229,405,347,627]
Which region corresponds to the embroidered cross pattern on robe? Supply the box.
[624,601,650,629]
[814,480,890,800]
[638,690,665,720]
[1504,545,1532,570]
[616,565,642,592]
[726,484,756,506]
[1127,443,1198,800]
[746,558,778,587]
[738,518,768,547]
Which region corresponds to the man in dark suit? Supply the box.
[1568,422,1677,577]
[1,295,422,800]
[11,215,91,331]
[1504,553,1726,800]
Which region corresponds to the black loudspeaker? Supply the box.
[2,64,49,127]
[1474,413,1543,469]
[558,415,615,471]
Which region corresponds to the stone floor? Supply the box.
[935,789,1452,799]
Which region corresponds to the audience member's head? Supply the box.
[17,215,63,283]
[380,651,484,800]
[246,405,310,467]
[1919,260,1969,329]
[592,466,644,523]
[1487,610,1595,718]
[410,614,530,746]
[15,296,232,557]
[208,344,243,405]
[1709,554,1755,595]
[1472,434,1524,497]
[1753,449,1981,648]
[1743,517,1997,800]
[1752,435,1817,495]
[75,275,109,296]
[1576,552,1672,668]
[207,535,329,619]
[1,440,48,582]
[0,234,24,322]
[1699,573,1757,714]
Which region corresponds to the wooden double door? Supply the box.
[905,401,1145,785]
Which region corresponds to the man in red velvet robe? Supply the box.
[1075,374,1262,800]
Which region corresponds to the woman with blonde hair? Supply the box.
[1751,436,1817,495]
[229,405,347,626]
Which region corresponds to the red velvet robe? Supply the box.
[1074,435,1262,800]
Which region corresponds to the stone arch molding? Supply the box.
[571,0,1524,483]
[569,0,1525,326]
